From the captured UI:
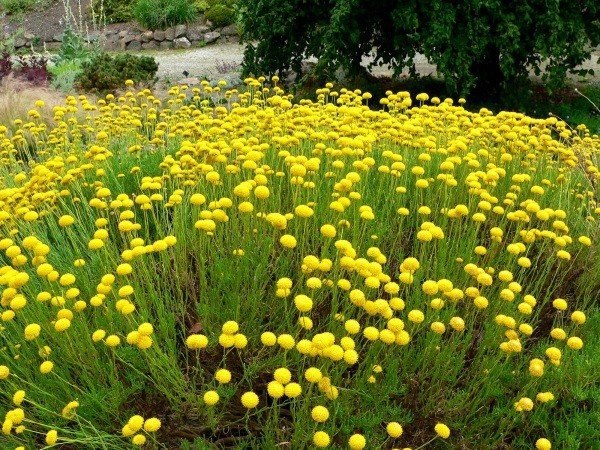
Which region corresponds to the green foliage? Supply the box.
[49,28,100,92]
[0,0,41,14]
[74,53,158,93]
[49,59,83,92]
[133,0,197,30]
[205,3,235,27]
[239,0,600,99]
[56,28,100,64]
[93,0,133,24]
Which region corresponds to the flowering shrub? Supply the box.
[0,78,598,448]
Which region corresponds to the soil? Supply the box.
[1,0,94,42]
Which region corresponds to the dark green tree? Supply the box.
[239,0,600,97]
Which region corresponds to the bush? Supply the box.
[0,80,599,449]
[0,0,41,14]
[49,59,83,92]
[205,3,235,27]
[133,0,197,30]
[93,0,133,24]
[0,53,50,86]
[47,28,100,92]
[239,0,600,100]
[75,52,158,93]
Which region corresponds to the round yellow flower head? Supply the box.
[241,391,259,409]
[313,431,331,447]
[203,390,220,406]
[348,433,366,449]
[536,438,552,450]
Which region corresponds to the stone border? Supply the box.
[9,21,238,52]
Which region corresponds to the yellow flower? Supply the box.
[536,438,552,450]
[241,391,259,408]
[311,405,329,423]
[280,234,297,248]
[132,434,146,446]
[434,422,450,438]
[313,431,331,447]
[203,390,220,406]
[186,334,208,349]
[267,381,285,399]
[40,361,54,374]
[567,336,583,350]
[348,433,366,449]
[45,429,58,445]
[387,421,403,438]
[283,382,302,398]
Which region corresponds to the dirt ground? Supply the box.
[1,0,95,42]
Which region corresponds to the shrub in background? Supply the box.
[75,52,158,93]
[0,0,44,15]
[133,0,197,30]
[93,0,133,24]
[0,53,50,86]
[205,3,235,27]
[49,28,100,92]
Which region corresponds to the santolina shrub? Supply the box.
[0,78,598,448]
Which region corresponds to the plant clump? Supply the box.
[0,78,598,448]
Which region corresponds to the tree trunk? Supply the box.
[470,45,504,100]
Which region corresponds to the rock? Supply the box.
[23,32,35,40]
[52,34,63,42]
[14,38,26,48]
[122,34,135,44]
[159,41,173,50]
[178,77,200,85]
[203,31,221,44]
[126,40,142,51]
[164,26,176,41]
[119,30,128,38]
[103,40,119,51]
[174,37,191,49]
[206,20,214,29]
[187,24,211,41]
[141,31,154,42]
[142,41,158,50]
[174,24,187,38]
[153,30,165,41]
[220,24,238,36]
[87,31,101,42]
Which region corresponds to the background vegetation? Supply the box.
[239,0,600,102]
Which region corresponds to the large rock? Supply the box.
[174,24,187,38]
[103,40,120,51]
[122,34,135,44]
[220,24,238,36]
[174,37,191,49]
[142,41,158,50]
[153,30,165,41]
[126,40,142,51]
[203,31,221,44]
[141,31,154,43]
[159,41,173,50]
[164,24,186,41]
[187,24,211,41]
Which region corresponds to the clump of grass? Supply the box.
[0,76,64,129]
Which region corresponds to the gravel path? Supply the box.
[147,41,599,86]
